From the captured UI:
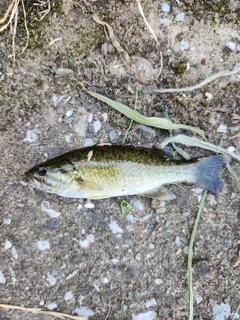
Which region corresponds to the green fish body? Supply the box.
[24,145,226,199]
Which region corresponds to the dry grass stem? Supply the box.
[135,0,163,79]
[0,304,89,320]
[0,0,20,33]
[135,0,159,45]
[229,132,240,140]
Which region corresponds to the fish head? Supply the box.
[24,160,77,195]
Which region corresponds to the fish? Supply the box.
[24,145,226,200]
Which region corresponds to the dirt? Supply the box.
[0,0,240,319]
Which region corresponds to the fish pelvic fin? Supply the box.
[193,155,227,194]
[141,186,176,200]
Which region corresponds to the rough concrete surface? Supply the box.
[0,0,240,319]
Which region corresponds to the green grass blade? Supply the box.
[87,91,205,137]
[188,190,207,320]
[161,135,240,161]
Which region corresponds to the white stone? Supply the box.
[66,269,79,280]
[39,300,44,306]
[46,302,57,310]
[145,298,157,308]
[66,109,73,117]
[88,113,93,122]
[65,134,72,144]
[162,3,170,12]
[93,120,101,132]
[9,268,16,284]
[84,138,96,147]
[109,221,123,234]
[0,271,6,284]
[191,187,204,195]
[47,274,57,286]
[111,258,119,264]
[181,41,189,51]
[85,200,95,208]
[75,308,95,316]
[226,42,236,50]
[56,68,73,75]
[102,277,109,283]
[4,240,12,250]
[227,146,235,152]
[37,240,50,251]
[3,218,11,224]
[41,202,60,218]
[195,294,203,304]
[79,239,90,248]
[176,12,184,22]
[64,291,73,301]
[217,124,227,133]
[175,236,181,247]
[132,200,145,211]
[132,311,157,320]
[155,278,163,285]
[12,247,18,259]
[102,113,108,122]
[87,234,95,243]
[141,125,156,135]
[126,214,136,223]
[24,130,38,143]
[212,303,231,320]
[74,119,87,137]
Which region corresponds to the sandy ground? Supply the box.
[0,0,240,319]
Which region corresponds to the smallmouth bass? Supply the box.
[24,145,226,199]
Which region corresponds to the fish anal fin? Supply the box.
[75,177,102,191]
[141,186,176,200]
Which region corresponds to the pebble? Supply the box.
[24,130,38,143]
[85,200,95,209]
[181,41,189,51]
[141,125,156,135]
[66,109,73,117]
[47,274,57,286]
[93,120,101,132]
[155,279,163,285]
[132,200,145,211]
[162,3,170,12]
[195,294,203,304]
[0,271,6,284]
[212,303,231,320]
[176,12,184,22]
[74,119,87,137]
[226,42,236,51]
[46,302,57,310]
[41,202,61,218]
[132,311,157,320]
[4,240,12,250]
[109,221,123,234]
[12,247,18,259]
[126,214,136,223]
[109,130,118,142]
[88,113,93,122]
[227,146,235,153]
[75,308,95,316]
[64,291,73,301]
[55,68,73,75]
[37,240,50,251]
[175,236,181,247]
[102,113,108,122]
[145,298,157,308]
[84,138,96,147]
[217,124,227,133]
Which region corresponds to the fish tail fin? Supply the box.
[193,155,227,194]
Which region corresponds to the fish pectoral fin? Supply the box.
[141,186,176,200]
[75,177,102,191]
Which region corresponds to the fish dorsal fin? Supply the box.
[140,186,176,200]
[75,177,102,191]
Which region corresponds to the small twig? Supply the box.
[0,0,15,24]
[20,0,30,54]
[0,303,89,320]
[135,0,159,45]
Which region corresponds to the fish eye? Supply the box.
[38,167,47,176]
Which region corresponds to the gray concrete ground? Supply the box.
[0,0,240,319]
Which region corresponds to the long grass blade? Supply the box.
[161,135,240,161]
[87,91,205,137]
[188,190,207,320]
